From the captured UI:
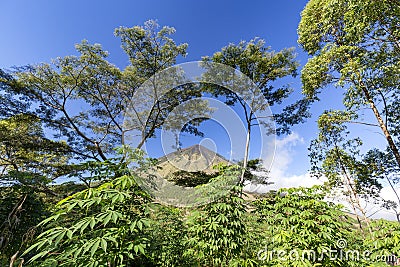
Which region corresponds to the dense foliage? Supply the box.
[299,0,400,223]
[0,1,399,265]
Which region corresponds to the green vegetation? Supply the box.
[299,0,400,225]
[1,0,400,265]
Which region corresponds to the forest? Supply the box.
[0,0,400,266]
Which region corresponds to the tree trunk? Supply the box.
[359,82,400,168]
[386,174,400,223]
[240,122,251,187]
[334,146,372,235]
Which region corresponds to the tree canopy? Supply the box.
[299,0,400,225]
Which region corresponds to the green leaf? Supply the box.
[89,216,96,229]
[91,239,100,257]
[100,239,107,253]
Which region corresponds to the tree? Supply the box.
[204,38,311,185]
[0,21,215,265]
[299,0,400,165]
[165,159,270,188]
[0,69,29,119]
[116,21,209,150]
[363,148,400,223]
[5,20,205,164]
[0,114,71,190]
[15,41,123,161]
[299,0,400,223]
[242,158,273,187]
[0,114,74,266]
[309,111,376,232]
[0,70,72,191]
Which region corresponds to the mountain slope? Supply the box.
[156,144,229,177]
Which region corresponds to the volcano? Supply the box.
[156,144,230,177]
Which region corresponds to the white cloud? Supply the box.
[244,132,399,221]
[367,186,399,221]
[327,187,399,221]
[245,132,327,193]
[269,172,326,190]
[268,132,304,180]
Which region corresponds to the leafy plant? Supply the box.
[254,186,353,266]
[364,220,400,266]
[184,181,248,266]
[23,151,153,267]
[146,204,189,267]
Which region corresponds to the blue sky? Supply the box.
[1,0,307,67]
[0,0,387,179]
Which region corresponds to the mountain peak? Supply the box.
[157,144,229,175]
[179,144,214,154]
